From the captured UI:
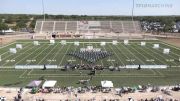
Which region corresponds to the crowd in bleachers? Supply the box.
[141,21,180,33]
[141,21,164,33]
[33,84,180,101]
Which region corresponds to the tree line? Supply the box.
[0,14,180,35]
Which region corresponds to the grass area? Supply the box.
[0,39,180,87]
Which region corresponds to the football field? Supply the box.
[0,39,180,87]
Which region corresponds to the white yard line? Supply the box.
[37,43,59,65]
[58,44,72,66]
[48,45,65,65]
[101,44,114,66]
[126,44,147,64]
[152,41,180,57]
[160,41,180,51]
[159,47,180,61]
[107,43,124,66]
[144,44,171,65]
[134,44,167,65]
[14,43,47,65]
[0,41,16,49]
[1,44,35,66]
[115,44,135,65]
[132,44,156,65]
[132,44,160,75]
[19,70,27,78]
[121,44,146,65]
[27,69,33,75]
[25,44,52,65]
[0,43,30,60]
[147,44,178,66]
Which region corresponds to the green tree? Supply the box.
[29,20,36,28]
[5,16,14,24]
[16,21,27,29]
[0,22,8,35]
[160,17,175,32]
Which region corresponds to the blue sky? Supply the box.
[0,0,180,16]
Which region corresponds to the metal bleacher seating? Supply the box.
[54,21,66,33]
[66,21,77,33]
[34,20,142,34]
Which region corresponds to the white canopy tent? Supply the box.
[26,80,42,88]
[101,80,114,88]
[42,80,57,89]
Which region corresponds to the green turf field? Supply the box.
[0,39,180,87]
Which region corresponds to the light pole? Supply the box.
[131,0,135,22]
[42,0,45,21]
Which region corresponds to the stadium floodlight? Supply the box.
[131,0,135,22]
[42,0,45,21]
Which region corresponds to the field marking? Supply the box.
[155,43,180,65]
[20,75,165,78]
[160,41,180,52]
[159,46,179,65]
[143,44,169,65]
[146,44,177,66]
[157,42,180,58]
[133,44,166,65]
[120,44,146,65]
[16,41,161,44]
[132,44,159,74]
[1,43,35,66]
[0,41,16,49]
[125,45,147,65]
[19,70,27,78]
[102,44,114,66]
[129,43,160,75]
[26,43,53,65]
[58,44,72,66]
[21,69,164,78]
[27,69,33,75]
[28,73,158,76]
[114,43,135,65]
[0,43,31,61]
[14,43,47,65]
[107,43,124,66]
[37,43,59,65]
[48,45,65,65]
[154,70,165,77]
[0,69,25,71]
[132,44,156,65]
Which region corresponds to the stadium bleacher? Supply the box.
[54,21,66,32]
[35,20,142,34]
